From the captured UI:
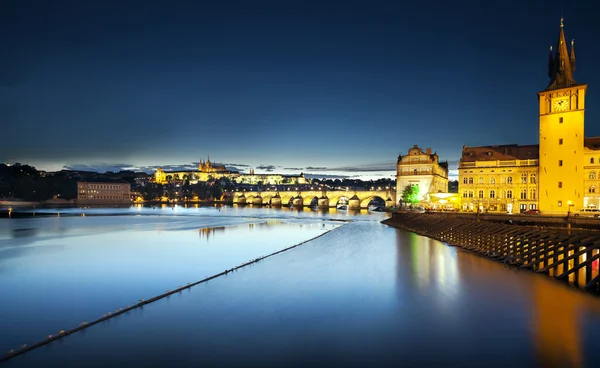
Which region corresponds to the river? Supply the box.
[2,205,600,367]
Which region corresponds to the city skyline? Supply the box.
[3,0,600,180]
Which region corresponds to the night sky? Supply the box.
[2,0,600,179]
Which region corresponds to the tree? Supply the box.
[401,185,420,205]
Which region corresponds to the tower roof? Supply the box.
[543,18,580,91]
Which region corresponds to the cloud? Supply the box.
[284,167,304,171]
[62,164,142,173]
[224,163,251,167]
[304,173,350,179]
[256,165,277,172]
[306,162,396,173]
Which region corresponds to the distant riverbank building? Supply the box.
[459,19,599,215]
[396,145,449,204]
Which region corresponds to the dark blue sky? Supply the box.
[2,0,600,178]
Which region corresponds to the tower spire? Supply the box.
[545,18,578,90]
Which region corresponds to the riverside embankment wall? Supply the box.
[383,212,600,292]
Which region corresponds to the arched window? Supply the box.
[589,186,596,193]
[468,191,474,198]
[530,189,536,199]
[521,173,527,184]
[463,177,468,184]
[463,191,468,198]
[489,177,496,185]
[520,188,527,199]
[478,177,484,184]
[490,190,496,199]
[530,173,537,184]
[507,176,513,184]
[468,177,474,184]
[590,172,597,179]
[507,190,513,199]
[478,190,484,198]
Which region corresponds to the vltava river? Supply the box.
[2,205,600,367]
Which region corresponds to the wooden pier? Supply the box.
[383,213,600,292]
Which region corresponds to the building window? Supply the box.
[520,173,527,184]
[507,176,513,184]
[558,200,562,207]
[530,173,536,184]
[413,169,417,175]
[590,172,596,179]
[520,188,527,200]
[468,177,473,184]
[507,190,513,199]
[463,177,468,184]
[463,191,468,198]
[478,190,484,199]
[559,160,563,166]
[559,117,564,123]
[558,182,563,188]
[592,158,595,164]
[489,177,496,185]
[500,176,506,184]
[590,186,596,193]
[468,191,474,198]
[530,189,536,199]
[490,190,496,199]
[478,177,484,184]
[559,138,563,145]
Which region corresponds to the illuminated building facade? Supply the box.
[152,158,308,186]
[459,145,539,213]
[459,19,599,215]
[77,181,131,205]
[396,145,449,203]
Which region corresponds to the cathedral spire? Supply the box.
[545,17,578,90]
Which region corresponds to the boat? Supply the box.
[336,205,348,211]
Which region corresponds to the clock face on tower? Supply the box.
[553,99,569,112]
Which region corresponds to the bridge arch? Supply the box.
[360,195,386,209]
[328,195,349,208]
[304,196,319,207]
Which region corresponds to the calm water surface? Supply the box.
[3,206,600,367]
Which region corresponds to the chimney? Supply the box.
[426,148,432,155]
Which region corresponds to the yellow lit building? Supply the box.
[396,145,449,204]
[459,18,599,215]
[459,145,539,213]
[152,158,308,186]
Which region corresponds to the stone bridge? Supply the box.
[232,190,396,209]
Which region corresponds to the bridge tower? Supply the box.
[538,18,587,214]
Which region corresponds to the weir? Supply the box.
[0,226,341,363]
[383,213,600,292]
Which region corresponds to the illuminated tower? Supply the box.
[538,18,587,214]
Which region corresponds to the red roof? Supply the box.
[461,144,539,162]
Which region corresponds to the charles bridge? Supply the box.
[232,189,396,209]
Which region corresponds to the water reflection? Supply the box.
[394,229,600,368]
[198,226,225,241]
